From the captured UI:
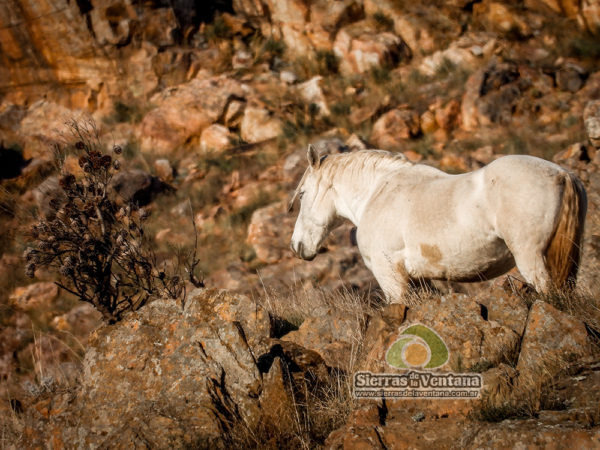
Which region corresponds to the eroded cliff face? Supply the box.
[0,0,236,108]
[0,0,102,106]
[2,0,600,110]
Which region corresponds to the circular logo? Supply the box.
[385,324,449,369]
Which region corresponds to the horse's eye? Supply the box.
[299,192,304,200]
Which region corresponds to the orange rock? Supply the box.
[200,124,235,153]
[240,106,283,144]
[516,300,592,385]
[371,109,420,150]
[9,282,59,311]
[139,77,245,154]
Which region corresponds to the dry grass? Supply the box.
[0,327,84,449]
[473,354,572,422]
[256,283,381,333]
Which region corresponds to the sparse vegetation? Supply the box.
[203,14,232,42]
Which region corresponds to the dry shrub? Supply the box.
[24,120,201,323]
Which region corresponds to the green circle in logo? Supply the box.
[385,323,449,369]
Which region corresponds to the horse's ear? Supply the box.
[307,144,320,169]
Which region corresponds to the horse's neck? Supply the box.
[329,158,401,226]
[328,154,445,226]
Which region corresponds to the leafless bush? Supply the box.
[23,120,202,323]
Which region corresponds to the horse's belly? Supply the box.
[406,238,515,282]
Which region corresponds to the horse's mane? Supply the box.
[289,149,412,211]
[320,149,413,182]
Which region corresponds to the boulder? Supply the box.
[224,99,247,129]
[362,0,462,55]
[51,303,102,341]
[434,99,461,132]
[310,0,365,33]
[473,1,532,37]
[247,202,294,264]
[333,22,410,75]
[281,307,363,371]
[9,282,59,312]
[526,0,600,34]
[298,76,330,117]
[232,0,266,17]
[18,101,81,159]
[89,2,137,47]
[139,76,245,154]
[0,0,105,103]
[371,109,420,150]
[516,301,592,385]
[240,106,283,144]
[32,288,342,448]
[580,0,600,34]
[230,181,278,209]
[53,289,270,447]
[476,286,529,336]
[361,294,521,375]
[556,64,587,93]
[153,158,174,182]
[417,34,497,77]
[461,62,521,131]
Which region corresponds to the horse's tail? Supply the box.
[545,172,587,289]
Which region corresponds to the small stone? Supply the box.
[411,412,425,422]
[240,106,283,143]
[154,159,173,181]
[200,124,235,153]
[280,70,298,84]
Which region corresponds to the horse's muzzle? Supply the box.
[290,242,316,261]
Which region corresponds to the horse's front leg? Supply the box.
[371,253,410,304]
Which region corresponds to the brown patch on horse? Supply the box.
[420,244,443,266]
[544,173,587,289]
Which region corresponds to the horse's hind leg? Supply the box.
[509,248,551,293]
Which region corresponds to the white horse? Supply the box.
[289,146,586,302]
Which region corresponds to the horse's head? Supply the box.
[289,145,338,260]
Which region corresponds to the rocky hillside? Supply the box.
[1,0,600,448]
